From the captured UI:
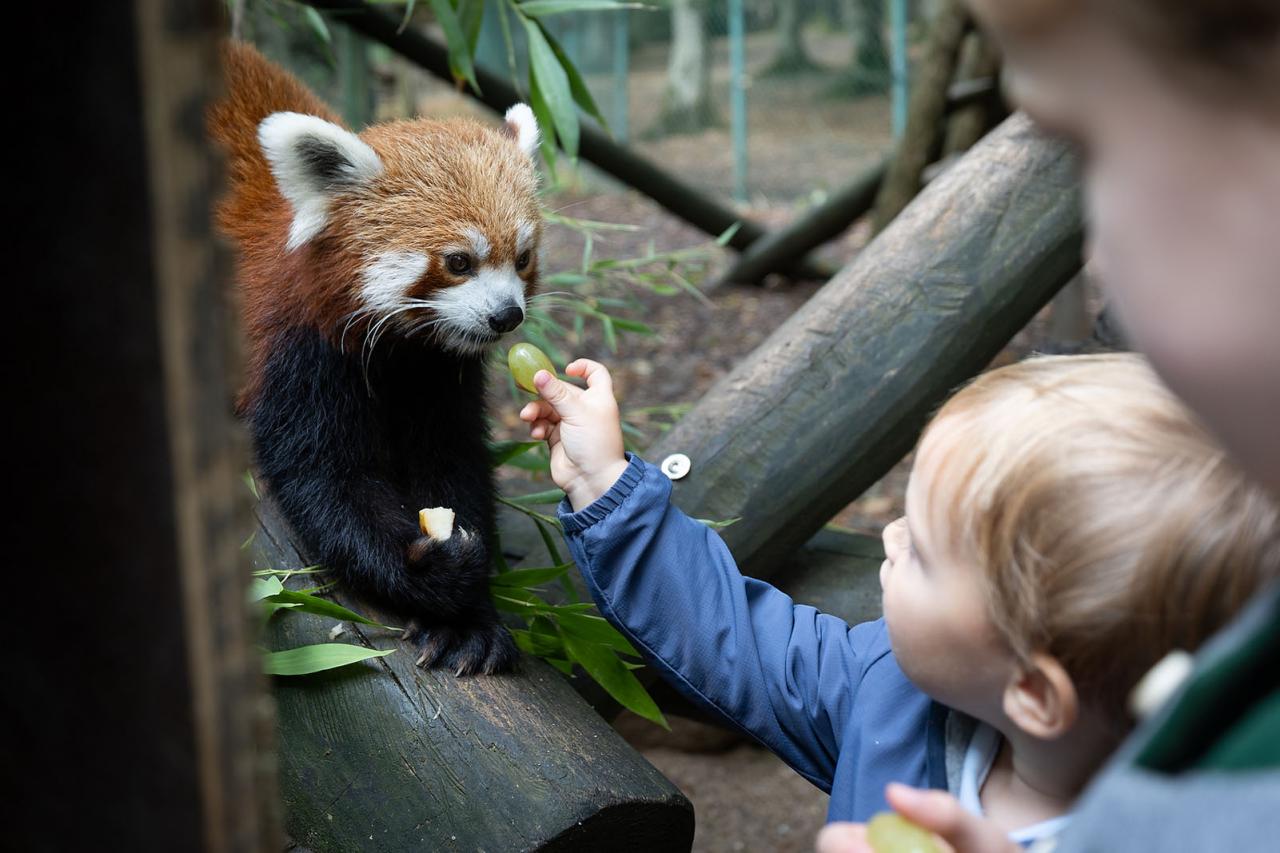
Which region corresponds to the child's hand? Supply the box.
[518,359,630,512]
[814,784,1018,853]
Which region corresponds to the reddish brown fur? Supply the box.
[208,42,541,407]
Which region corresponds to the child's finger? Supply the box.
[884,783,1011,853]
[519,400,559,424]
[534,369,585,416]
[566,359,614,394]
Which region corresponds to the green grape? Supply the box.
[866,812,941,853]
[507,343,556,393]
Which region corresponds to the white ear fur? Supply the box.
[258,112,384,251]
[503,103,540,157]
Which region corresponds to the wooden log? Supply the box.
[871,1,970,232]
[253,500,694,852]
[646,114,1083,582]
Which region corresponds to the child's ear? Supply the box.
[257,112,384,251]
[1002,653,1079,739]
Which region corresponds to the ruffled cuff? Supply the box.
[556,452,649,535]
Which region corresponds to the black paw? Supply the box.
[408,617,519,676]
[406,528,485,576]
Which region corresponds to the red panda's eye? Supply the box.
[445,253,473,275]
[515,250,532,272]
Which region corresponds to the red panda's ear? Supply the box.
[258,111,384,251]
[502,103,540,158]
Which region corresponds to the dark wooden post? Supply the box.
[10,1,276,850]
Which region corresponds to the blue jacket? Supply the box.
[558,454,949,822]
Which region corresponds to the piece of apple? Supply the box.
[418,506,455,542]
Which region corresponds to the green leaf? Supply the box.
[262,643,395,676]
[695,516,741,530]
[523,17,579,159]
[491,439,541,467]
[539,24,608,129]
[715,221,743,246]
[518,1,643,16]
[243,470,259,500]
[265,589,399,630]
[507,488,566,506]
[429,0,481,93]
[492,564,571,588]
[397,0,418,33]
[528,71,558,171]
[457,0,485,52]
[546,657,574,675]
[559,629,667,728]
[511,627,565,657]
[264,601,303,617]
[249,575,284,602]
[302,7,332,46]
[558,611,639,657]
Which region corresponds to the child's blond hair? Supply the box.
[922,353,1279,723]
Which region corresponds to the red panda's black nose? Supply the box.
[488,305,525,334]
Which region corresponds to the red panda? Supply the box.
[210,42,542,675]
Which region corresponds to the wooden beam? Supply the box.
[12,1,274,849]
[255,501,693,852]
[647,114,1083,581]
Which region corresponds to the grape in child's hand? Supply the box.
[866,812,940,853]
[508,343,556,392]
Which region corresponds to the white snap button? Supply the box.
[660,453,691,480]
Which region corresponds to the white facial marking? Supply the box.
[360,251,429,313]
[504,103,540,157]
[462,226,491,263]
[423,267,528,356]
[515,221,537,254]
[258,112,384,251]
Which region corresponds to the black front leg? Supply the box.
[249,327,516,674]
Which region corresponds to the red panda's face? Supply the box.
[259,105,542,357]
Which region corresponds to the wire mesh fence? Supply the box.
[241,1,917,215]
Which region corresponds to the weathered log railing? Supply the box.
[254,501,693,852]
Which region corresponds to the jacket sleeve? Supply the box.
[558,454,891,792]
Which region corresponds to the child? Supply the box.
[518,352,1279,846]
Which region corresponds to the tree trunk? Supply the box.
[837,0,889,94]
[943,29,1002,156]
[871,0,969,231]
[655,0,717,134]
[765,0,819,74]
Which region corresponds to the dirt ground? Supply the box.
[406,26,1097,853]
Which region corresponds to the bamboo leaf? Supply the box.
[265,589,399,630]
[523,17,579,158]
[262,643,395,676]
[507,488,566,506]
[519,0,643,15]
[249,576,285,602]
[429,0,481,93]
[491,439,541,467]
[558,629,667,728]
[539,24,608,129]
[558,611,639,657]
[491,564,571,588]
